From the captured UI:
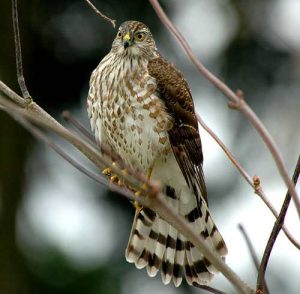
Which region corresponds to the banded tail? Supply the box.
[125,185,227,287]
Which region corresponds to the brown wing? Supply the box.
[148,56,208,204]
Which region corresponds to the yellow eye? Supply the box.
[117,31,122,38]
[135,32,145,41]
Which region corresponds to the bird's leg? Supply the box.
[134,165,153,212]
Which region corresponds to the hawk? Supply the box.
[87,20,227,287]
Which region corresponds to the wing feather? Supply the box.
[148,56,208,204]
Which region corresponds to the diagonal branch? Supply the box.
[62,110,97,145]
[84,0,116,28]
[149,0,300,219]
[257,155,300,293]
[197,113,300,251]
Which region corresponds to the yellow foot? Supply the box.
[133,183,149,212]
[102,164,128,187]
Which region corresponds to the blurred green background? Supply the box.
[0,1,299,294]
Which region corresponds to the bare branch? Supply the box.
[257,155,300,293]
[238,224,260,271]
[12,0,31,101]
[197,113,253,186]
[197,113,300,251]
[62,110,97,145]
[149,0,300,218]
[238,224,269,294]
[84,0,116,28]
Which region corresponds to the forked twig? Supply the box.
[257,156,300,293]
[197,113,300,251]
[84,0,116,28]
[149,0,300,218]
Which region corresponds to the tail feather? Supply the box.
[125,181,227,287]
[161,225,177,285]
[172,233,185,287]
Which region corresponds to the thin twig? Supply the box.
[149,0,300,218]
[62,110,97,145]
[238,224,260,271]
[238,224,269,294]
[197,113,300,251]
[257,156,300,293]
[84,0,116,28]
[12,0,31,100]
[197,114,253,186]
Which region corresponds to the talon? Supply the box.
[110,174,118,182]
[134,201,142,213]
[117,179,123,187]
[102,167,112,176]
[134,190,143,212]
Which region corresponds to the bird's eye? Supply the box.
[135,32,145,41]
[117,31,122,38]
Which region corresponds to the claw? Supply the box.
[110,174,118,183]
[102,167,112,176]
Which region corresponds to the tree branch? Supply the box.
[238,224,269,294]
[257,155,300,293]
[197,113,300,251]
[62,110,97,145]
[148,0,300,219]
[84,0,116,28]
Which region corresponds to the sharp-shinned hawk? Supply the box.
[87,20,227,287]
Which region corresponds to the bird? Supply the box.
[87,20,227,287]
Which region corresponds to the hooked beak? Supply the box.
[123,32,132,49]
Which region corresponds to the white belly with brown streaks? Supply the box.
[88,54,172,173]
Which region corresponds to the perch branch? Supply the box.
[149,0,300,218]
[257,155,300,293]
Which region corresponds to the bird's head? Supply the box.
[112,21,157,58]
